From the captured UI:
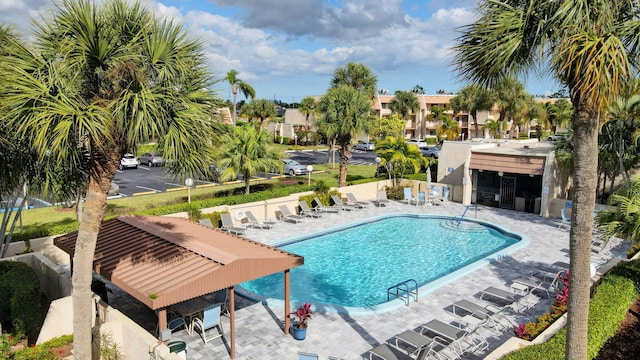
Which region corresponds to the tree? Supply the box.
[545,99,573,134]
[226,69,256,125]
[242,98,276,129]
[411,85,425,94]
[318,85,373,187]
[0,1,219,357]
[298,96,318,132]
[449,84,495,138]
[390,90,420,120]
[436,118,461,143]
[375,137,427,185]
[603,93,640,186]
[454,1,639,358]
[492,77,528,139]
[370,114,406,141]
[219,126,281,194]
[330,62,378,100]
[598,180,640,244]
[482,120,501,139]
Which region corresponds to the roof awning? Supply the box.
[469,152,545,175]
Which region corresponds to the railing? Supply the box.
[387,279,418,306]
[456,204,478,226]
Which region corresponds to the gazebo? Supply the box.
[54,215,304,358]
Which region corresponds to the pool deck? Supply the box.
[108,200,628,359]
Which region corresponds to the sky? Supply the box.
[0,0,562,103]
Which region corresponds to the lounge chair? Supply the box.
[345,193,371,208]
[192,304,223,345]
[244,210,275,230]
[199,218,214,228]
[403,187,413,205]
[558,207,571,229]
[330,195,358,211]
[299,201,323,218]
[220,213,247,235]
[277,205,306,223]
[312,197,340,213]
[448,299,512,333]
[511,276,557,298]
[415,191,426,206]
[372,190,390,207]
[419,319,488,358]
[479,286,536,312]
[365,341,430,360]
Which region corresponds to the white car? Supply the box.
[406,139,428,149]
[119,153,138,170]
[354,141,375,151]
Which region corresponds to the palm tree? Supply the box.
[597,180,640,244]
[0,1,218,356]
[603,94,640,186]
[390,90,420,120]
[298,96,318,132]
[411,84,425,94]
[318,85,373,187]
[375,137,427,185]
[449,84,495,138]
[436,118,461,143]
[226,69,256,125]
[242,98,276,129]
[492,77,528,139]
[370,114,406,141]
[545,99,573,134]
[454,1,639,357]
[482,120,501,139]
[330,62,378,100]
[219,126,281,194]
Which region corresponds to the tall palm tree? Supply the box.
[318,85,373,187]
[449,84,495,138]
[545,99,574,134]
[482,120,501,139]
[492,77,528,138]
[219,126,281,194]
[375,136,427,185]
[226,69,256,125]
[390,90,420,120]
[330,62,378,100]
[436,118,461,143]
[0,1,218,356]
[603,94,640,186]
[454,1,640,357]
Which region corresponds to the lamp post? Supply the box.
[185,178,193,203]
[306,165,313,186]
[375,157,381,191]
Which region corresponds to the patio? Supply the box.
[102,200,628,359]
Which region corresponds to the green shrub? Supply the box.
[0,262,41,338]
[12,334,73,360]
[384,185,406,200]
[502,259,640,360]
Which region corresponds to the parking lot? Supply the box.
[112,149,379,197]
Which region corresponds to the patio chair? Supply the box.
[345,193,371,208]
[220,213,247,235]
[299,201,323,218]
[403,187,413,205]
[373,190,390,207]
[212,288,230,317]
[365,341,430,360]
[419,319,488,358]
[558,207,571,230]
[387,329,448,359]
[511,276,557,299]
[192,304,224,345]
[416,191,426,206]
[278,205,306,223]
[198,218,214,228]
[244,210,275,230]
[448,299,513,333]
[312,197,340,213]
[330,195,358,211]
[479,286,536,313]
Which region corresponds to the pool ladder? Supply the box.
[387,279,418,306]
[456,204,478,226]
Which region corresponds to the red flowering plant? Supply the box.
[290,303,313,329]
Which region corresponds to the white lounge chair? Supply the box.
[244,210,275,229]
[220,213,247,235]
[312,197,340,213]
[373,190,390,207]
[199,218,214,228]
[277,205,306,223]
[330,195,358,211]
[345,193,371,208]
[558,207,571,229]
[298,201,323,218]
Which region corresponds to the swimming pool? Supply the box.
[239,214,527,314]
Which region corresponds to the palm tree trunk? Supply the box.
[565,101,598,360]
[618,126,629,186]
[72,177,110,359]
[245,178,250,194]
[338,145,350,187]
[232,91,237,126]
[472,111,480,138]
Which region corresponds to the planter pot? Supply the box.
[291,326,307,340]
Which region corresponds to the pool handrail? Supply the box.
[387,279,418,306]
[456,204,478,226]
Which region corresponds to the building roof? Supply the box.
[54,215,303,310]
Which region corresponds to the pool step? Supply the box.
[439,219,488,233]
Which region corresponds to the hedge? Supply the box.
[0,262,41,338]
[502,259,640,360]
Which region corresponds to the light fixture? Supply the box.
[306,165,313,186]
[498,171,504,177]
[185,178,193,203]
[529,174,535,178]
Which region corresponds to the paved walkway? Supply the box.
[106,200,628,360]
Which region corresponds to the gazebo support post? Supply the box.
[229,286,236,359]
[284,269,291,334]
[157,308,167,333]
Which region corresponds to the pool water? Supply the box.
[241,215,521,308]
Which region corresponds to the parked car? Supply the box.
[139,152,165,167]
[354,141,375,151]
[203,164,239,183]
[547,133,568,142]
[119,153,138,170]
[420,146,440,158]
[406,139,428,149]
[282,159,309,176]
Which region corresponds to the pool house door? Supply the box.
[499,176,516,209]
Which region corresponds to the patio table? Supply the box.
[170,297,215,335]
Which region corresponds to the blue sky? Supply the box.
[0,0,561,102]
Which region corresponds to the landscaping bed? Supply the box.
[594,297,640,360]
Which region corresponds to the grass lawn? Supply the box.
[7,164,378,234]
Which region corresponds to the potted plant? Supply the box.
[290,302,313,340]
